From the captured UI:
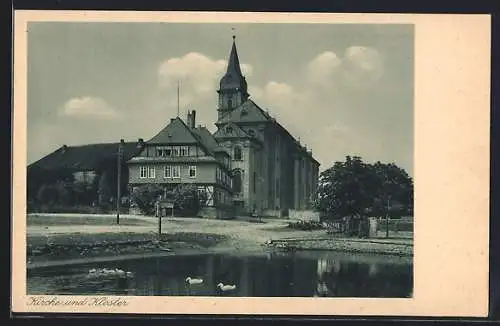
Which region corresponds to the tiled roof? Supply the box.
[147,117,212,155]
[147,117,199,145]
[213,122,251,139]
[216,99,272,125]
[192,126,219,154]
[28,141,144,171]
[215,99,320,165]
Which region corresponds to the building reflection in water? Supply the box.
[27,253,413,298]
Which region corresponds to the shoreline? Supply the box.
[27,239,412,270]
[26,214,413,270]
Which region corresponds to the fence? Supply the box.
[288,209,321,222]
[376,218,414,232]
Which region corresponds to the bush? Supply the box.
[130,184,205,217]
[130,185,164,216]
[287,220,324,231]
[27,205,124,214]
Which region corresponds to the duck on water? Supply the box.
[185,277,204,285]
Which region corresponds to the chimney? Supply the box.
[137,138,144,148]
[186,110,192,126]
[61,144,68,154]
[170,118,176,123]
[191,110,196,129]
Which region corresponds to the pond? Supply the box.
[27,251,413,298]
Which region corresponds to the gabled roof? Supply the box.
[213,121,251,139]
[216,99,272,125]
[28,141,144,171]
[147,117,202,145]
[192,126,219,153]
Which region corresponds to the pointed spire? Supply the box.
[219,35,248,93]
[226,35,243,78]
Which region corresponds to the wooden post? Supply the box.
[158,213,162,239]
[116,139,124,225]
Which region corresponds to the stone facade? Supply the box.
[213,37,320,217]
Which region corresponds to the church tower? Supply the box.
[217,36,249,120]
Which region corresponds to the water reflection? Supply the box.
[27,252,413,298]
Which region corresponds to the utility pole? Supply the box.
[116,139,124,225]
[385,194,391,238]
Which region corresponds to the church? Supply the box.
[127,36,320,218]
[29,36,320,219]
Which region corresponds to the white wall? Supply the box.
[288,209,320,222]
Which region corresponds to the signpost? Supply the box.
[158,201,174,239]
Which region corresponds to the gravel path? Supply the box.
[26,214,413,266]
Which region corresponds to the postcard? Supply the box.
[12,10,491,317]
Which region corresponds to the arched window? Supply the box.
[232,169,242,193]
[233,146,242,160]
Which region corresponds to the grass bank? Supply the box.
[26,214,413,268]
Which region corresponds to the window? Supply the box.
[172,165,180,178]
[157,147,174,157]
[248,129,255,137]
[172,147,179,157]
[232,170,242,193]
[226,126,233,134]
[189,166,197,178]
[233,146,242,160]
[140,166,148,178]
[180,146,189,156]
[164,166,172,178]
[140,166,155,178]
[149,166,155,179]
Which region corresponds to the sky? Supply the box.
[27,22,414,175]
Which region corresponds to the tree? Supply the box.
[313,156,413,237]
[97,171,114,207]
[27,166,75,204]
[130,184,207,217]
[165,184,206,217]
[130,184,164,216]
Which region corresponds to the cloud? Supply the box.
[59,96,120,120]
[154,52,254,131]
[157,52,253,97]
[342,46,384,88]
[244,45,411,172]
[306,51,342,87]
[306,46,384,90]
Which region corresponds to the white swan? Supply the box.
[87,268,134,279]
[217,283,236,291]
[186,277,204,285]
